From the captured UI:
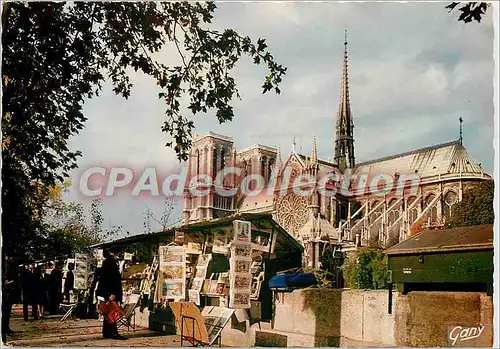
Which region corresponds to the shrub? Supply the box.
[342,248,390,289]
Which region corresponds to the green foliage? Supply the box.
[2,2,286,260]
[447,180,494,228]
[38,183,98,259]
[342,248,390,290]
[446,2,490,23]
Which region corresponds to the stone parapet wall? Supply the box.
[255,288,492,347]
[130,289,493,347]
[395,291,493,347]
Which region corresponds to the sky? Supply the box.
[66,2,496,238]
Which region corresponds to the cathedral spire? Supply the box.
[334,29,355,170]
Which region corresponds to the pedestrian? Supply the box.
[2,253,19,343]
[34,265,48,318]
[96,248,126,340]
[64,263,75,303]
[47,261,63,314]
[21,263,38,321]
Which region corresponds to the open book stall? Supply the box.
[89,213,303,345]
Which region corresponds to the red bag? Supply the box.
[99,300,125,324]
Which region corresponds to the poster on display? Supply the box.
[124,252,133,261]
[233,220,251,242]
[202,306,235,345]
[232,243,252,258]
[74,253,89,290]
[229,221,252,309]
[212,231,228,254]
[156,245,186,302]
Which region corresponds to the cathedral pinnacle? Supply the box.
[334,29,355,170]
[311,136,318,164]
[276,145,283,169]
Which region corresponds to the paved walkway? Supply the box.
[4,305,182,347]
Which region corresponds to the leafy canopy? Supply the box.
[447,180,494,228]
[2,1,286,260]
[342,248,390,290]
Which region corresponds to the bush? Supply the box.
[342,248,390,289]
[447,180,494,228]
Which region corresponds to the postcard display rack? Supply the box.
[188,254,211,305]
[229,220,253,309]
[155,244,187,305]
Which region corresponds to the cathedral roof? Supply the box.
[354,140,491,181]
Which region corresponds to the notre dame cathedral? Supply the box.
[181,34,492,268]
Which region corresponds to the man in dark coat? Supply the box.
[96,248,125,340]
[2,254,19,343]
[63,263,75,303]
[21,263,38,321]
[46,262,63,314]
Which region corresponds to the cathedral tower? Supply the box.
[334,30,355,170]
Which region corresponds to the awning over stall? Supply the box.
[90,213,303,256]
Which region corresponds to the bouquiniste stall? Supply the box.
[89,213,303,343]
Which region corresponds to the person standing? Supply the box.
[2,254,19,343]
[21,264,38,321]
[47,262,63,314]
[96,248,125,340]
[64,263,75,303]
[34,265,48,318]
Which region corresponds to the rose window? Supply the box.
[276,193,309,237]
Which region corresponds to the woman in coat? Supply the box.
[33,266,48,318]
